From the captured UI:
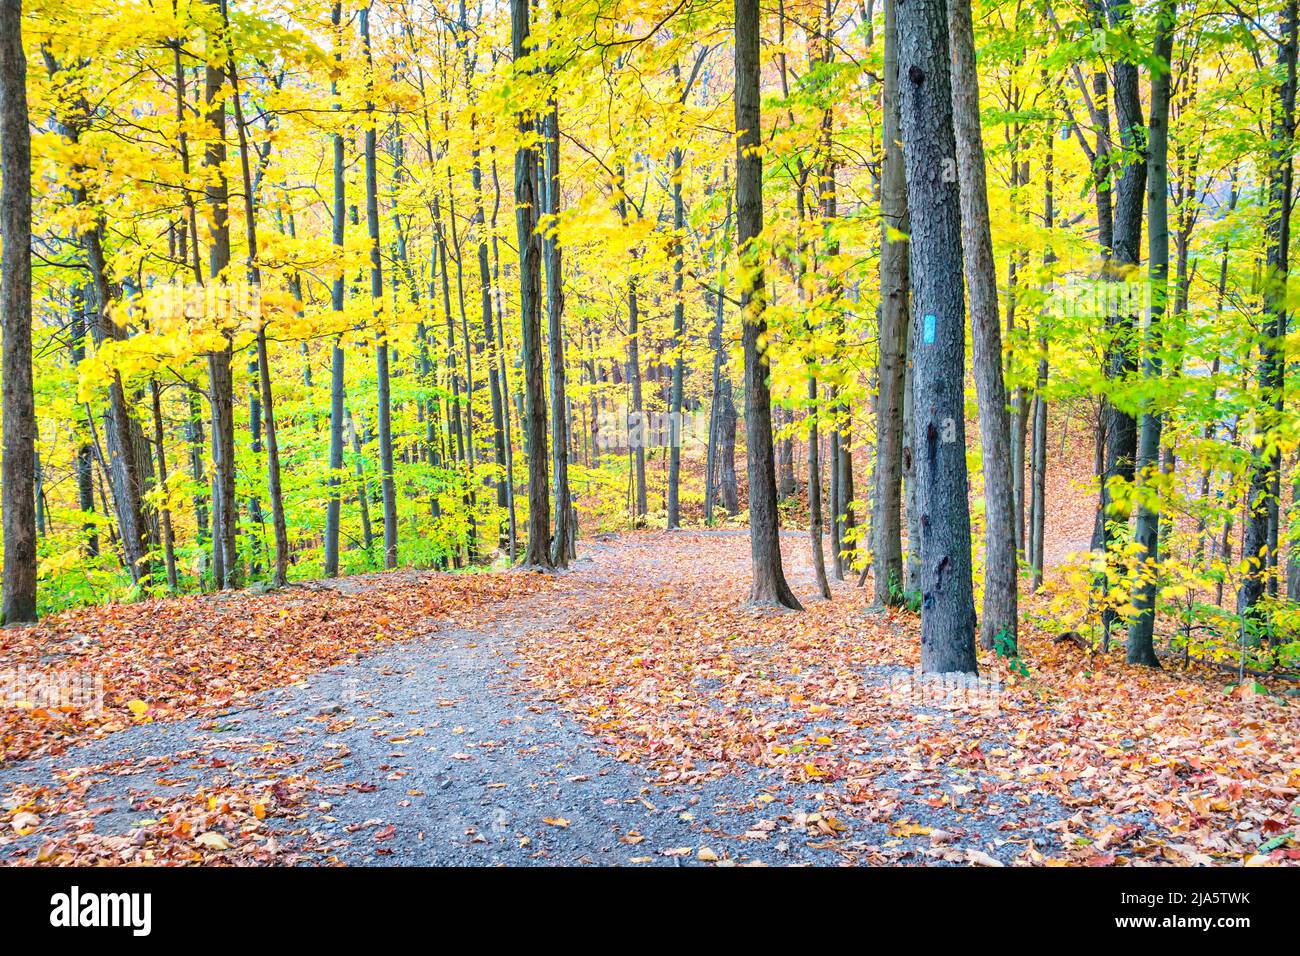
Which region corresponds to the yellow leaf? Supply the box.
[196,831,232,850]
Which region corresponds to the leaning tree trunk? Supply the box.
[512,0,552,568]
[735,0,801,609]
[872,0,910,606]
[898,0,978,673]
[948,0,1017,652]
[0,0,36,622]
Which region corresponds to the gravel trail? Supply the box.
[1,533,1069,866]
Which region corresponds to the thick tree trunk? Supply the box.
[873,0,910,606]
[0,0,36,622]
[948,0,1017,651]
[1096,0,1147,644]
[1127,0,1175,667]
[512,0,552,568]
[736,0,801,609]
[898,0,978,673]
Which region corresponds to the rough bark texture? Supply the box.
[948,0,1017,651]
[1128,0,1175,666]
[205,0,238,589]
[736,0,801,609]
[897,0,978,673]
[1,0,36,622]
[873,0,910,606]
[513,0,552,568]
[1096,0,1146,642]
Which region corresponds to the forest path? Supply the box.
[1,532,1091,866]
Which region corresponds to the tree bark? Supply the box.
[948,0,1017,651]
[1127,0,1175,666]
[323,0,346,578]
[204,0,237,589]
[361,7,398,570]
[873,0,910,606]
[898,0,978,672]
[667,133,688,529]
[1,0,36,621]
[1240,0,1297,627]
[736,0,801,609]
[542,89,571,565]
[1095,0,1147,644]
[512,0,552,568]
[225,16,289,589]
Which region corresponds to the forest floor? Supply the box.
[1,530,1298,866]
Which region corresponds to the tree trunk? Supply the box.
[873,0,910,606]
[948,0,1017,651]
[1240,0,1297,627]
[70,288,99,558]
[512,0,552,568]
[1096,0,1147,644]
[361,7,398,570]
[667,92,688,529]
[736,0,801,609]
[1127,0,1175,667]
[204,0,237,589]
[0,0,36,622]
[225,24,289,589]
[149,380,179,592]
[898,0,978,673]
[323,0,346,578]
[542,91,571,566]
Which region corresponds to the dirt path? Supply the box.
[0,532,1111,866]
